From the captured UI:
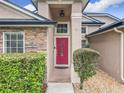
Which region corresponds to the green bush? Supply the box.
[0,53,46,93]
[73,48,100,89]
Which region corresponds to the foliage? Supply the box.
[73,48,100,89]
[0,53,46,93]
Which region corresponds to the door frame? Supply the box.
[54,22,70,67]
[54,36,70,67]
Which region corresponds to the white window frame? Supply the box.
[56,22,70,36]
[3,32,25,53]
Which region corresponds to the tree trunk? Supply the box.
[80,78,84,89]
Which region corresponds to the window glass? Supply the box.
[18,41,23,47]
[81,40,86,48]
[4,32,24,53]
[18,34,23,40]
[5,34,10,40]
[57,24,68,33]
[11,41,17,47]
[18,48,23,53]
[11,33,17,40]
[81,27,86,33]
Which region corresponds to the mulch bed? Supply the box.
[73,69,124,93]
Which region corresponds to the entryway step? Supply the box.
[46,83,74,93]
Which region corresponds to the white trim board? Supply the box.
[0,25,55,27]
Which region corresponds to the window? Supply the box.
[81,27,86,33]
[57,24,68,33]
[81,40,86,48]
[4,32,24,53]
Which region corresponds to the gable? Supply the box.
[0,3,33,19]
[91,16,118,27]
[82,15,93,22]
[82,15,101,23]
[85,13,121,27]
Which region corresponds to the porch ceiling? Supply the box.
[49,4,71,21]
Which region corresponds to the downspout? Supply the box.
[114,28,124,83]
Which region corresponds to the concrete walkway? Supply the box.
[49,67,71,82]
[46,83,74,93]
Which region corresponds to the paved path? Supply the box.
[49,67,70,82]
[46,83,74,93]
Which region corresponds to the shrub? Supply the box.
[73,48,100,89]
[0,53,46,93]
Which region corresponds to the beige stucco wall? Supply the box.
[37,1,89,82]
[47,28,54,81]
[87,25,101,34]
[38,2,51,19]
[82,25,100,34]
[71,2,82,52]
[0,3,33,19]
[0,27,47,53]
[88,31,122,82]
[71,2,82,83]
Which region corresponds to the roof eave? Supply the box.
[82,22,105,25]
[82,0,90,12]
[87,21,124,37]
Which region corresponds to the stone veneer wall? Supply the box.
[0,27,47,53]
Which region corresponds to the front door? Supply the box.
[56,38,68,66]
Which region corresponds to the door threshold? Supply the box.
[54,65,69,68]
[55,67,69,69]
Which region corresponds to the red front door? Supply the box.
[56,38,68,65]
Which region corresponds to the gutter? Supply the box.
[114,28,124,83]
[82,0,90,12]
[0,25,55,28]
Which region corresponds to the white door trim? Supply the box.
[54,36,70,67]
[54,22,70,67]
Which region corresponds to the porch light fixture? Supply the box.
[60,10,65,17]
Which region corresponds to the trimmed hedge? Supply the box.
[73,48,100,89]
[0,53,46,93]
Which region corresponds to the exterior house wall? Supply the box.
[71,2,82,52]
[47,28,54,81]
[88,31,121,82]
[38,1,54,81]
[38,2,51,19]
[82,15,101,34]
[0,3,33,19]
[118,28,124,80]
[82,16,91,22]
[87,25,101,34]
[91,16,118,27]
[0,27,47,53]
